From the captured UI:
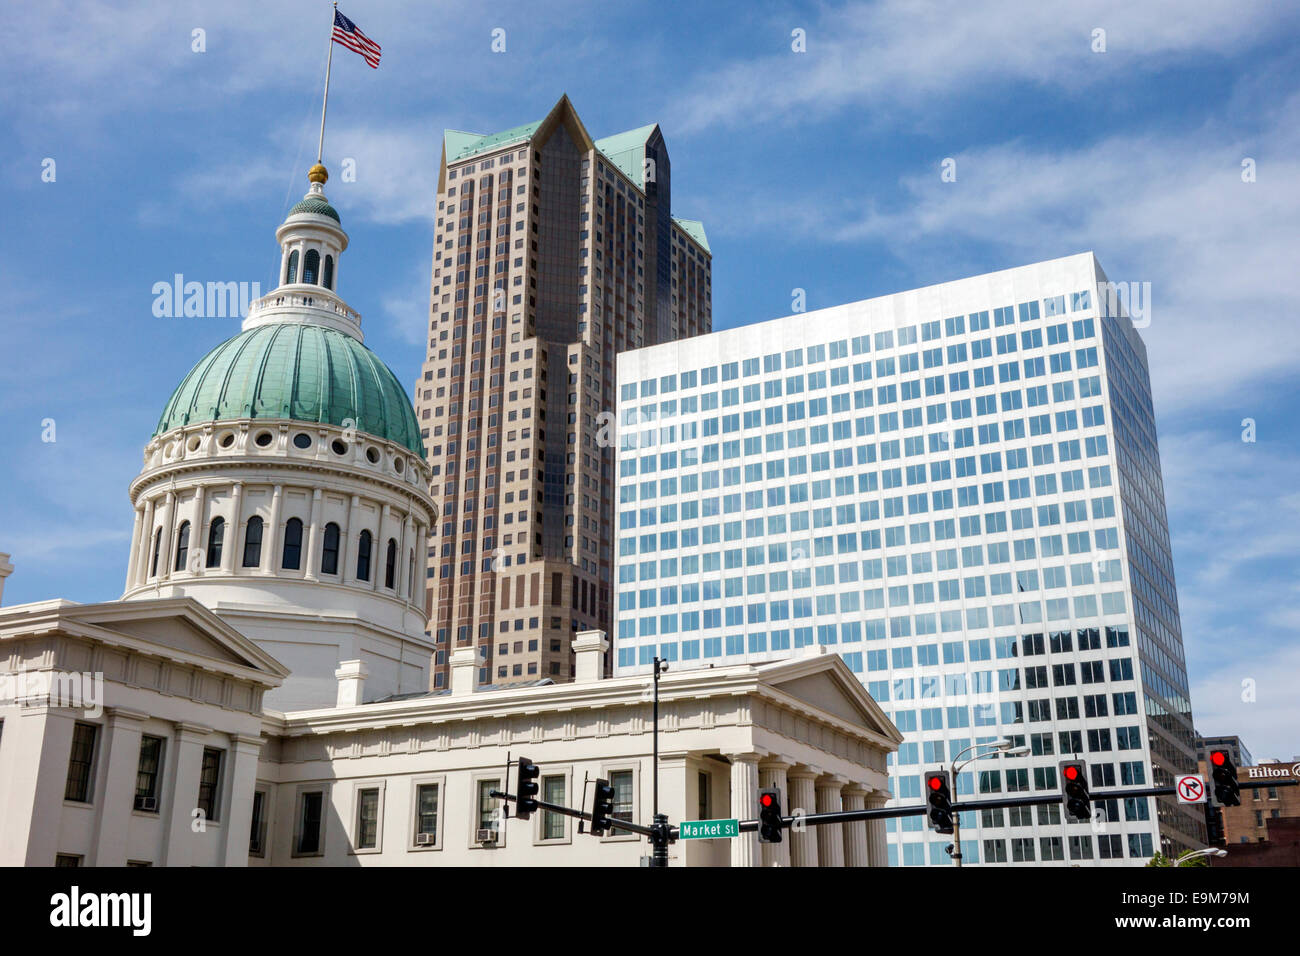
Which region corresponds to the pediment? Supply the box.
[100,616,255,667]
[761,654,904,744]
[61,598,289,681]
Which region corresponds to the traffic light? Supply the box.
[1210,750,1241,807]
[515,757,540,820]
[1204,802,1226,847]
[924,770,953,834]
[590,778,614,836]
[758,789,784,843]
[1059,760,1091,821]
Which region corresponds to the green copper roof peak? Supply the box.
[673,217,710,254]
[154,323,425,457]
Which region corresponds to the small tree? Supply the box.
[1146,851,1209,868]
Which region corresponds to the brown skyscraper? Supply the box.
[415,96,712,689]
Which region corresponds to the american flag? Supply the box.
[332,9,381,69]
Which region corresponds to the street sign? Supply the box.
[1176,774,1206,804]
[678,818,739,840]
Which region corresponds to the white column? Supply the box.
[125,505,144,591]
[340,494,358,585]
[865,791,889,867]
[160,722,212,868]
[190,484,207,573]
[261,485,283,573]
[400,513,413,600]
[303,488,322,580]
[158,491,176,581]
[13,709,80,865]
[222,482,243,574]
[816,776,845,867]
[375,504,391,592]
[135,496,156,585]
[728,753,761,868]
[787,769,819,868]
[411,521,426,608]
[841,786,870,867]
[759,760,792,868]
[91,708,148,866]
[220,734,264,867]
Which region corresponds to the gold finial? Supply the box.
[308,163,329,184]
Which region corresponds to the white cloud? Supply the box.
[1158,426,1300,757]
[1190,642,1300,762]
[672,0,1298,133]
[704,89,1300,417]
[380,255,437,348]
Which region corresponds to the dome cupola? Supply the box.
[123,165,436,711]
[244,164,359,339]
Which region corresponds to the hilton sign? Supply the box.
[1245,763,1300,780]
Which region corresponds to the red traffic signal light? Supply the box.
[1059,760,1091,821]
[758,789,783,843]
[924,771,953,834]
[1210,751,1240,807]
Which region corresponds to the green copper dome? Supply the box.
[154,323,424,457]
[288,197,341,222]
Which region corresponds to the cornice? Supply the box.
[129,455,434,520]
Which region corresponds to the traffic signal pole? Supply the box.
[489,789,658,838]
[733,779,1295,835]
[490,759,1292,864]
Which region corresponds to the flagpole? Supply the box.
[316,2,338,165]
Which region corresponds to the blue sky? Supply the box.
[2,1,1297,757]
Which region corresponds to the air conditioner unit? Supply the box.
[415,833,436,846]
[476,828,498,845]
[135,797,157,812]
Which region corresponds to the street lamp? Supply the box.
[651,656,669,818]
[1176,847,1227,864]
[649,656,670,867]
[946,738,1027,868]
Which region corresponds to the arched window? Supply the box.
[282,517,304,570]
[150,527,162,577]
[321,522,340,575]
[174,521,191,572]
[303,249,320,285]
[356,529,372,581]
[285,249,299,284]
[242,516,263,567]
[206,517,225,568]
[408,549,415,597]
[323,254,334,290]
[384,538,397,589]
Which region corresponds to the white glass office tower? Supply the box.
[613,253,1201,864]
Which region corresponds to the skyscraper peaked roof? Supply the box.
[442,98,660,188]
